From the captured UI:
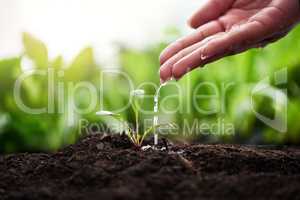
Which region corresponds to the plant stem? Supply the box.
[135,104,139,136]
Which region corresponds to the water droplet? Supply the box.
[201,54,208,60]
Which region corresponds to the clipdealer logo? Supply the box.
[251,68,287,133]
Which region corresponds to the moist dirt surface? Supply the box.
[1,134,300,200]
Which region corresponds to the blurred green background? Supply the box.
[1,26,300,152]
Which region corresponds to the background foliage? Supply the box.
[1,27,300,152]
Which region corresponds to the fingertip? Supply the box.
[187,17,198,29]
[159,64,172,84]
[187,18,194,28]
[160,78,165,84]
[160,40,186,66]
[159,52,167,65]
[160,46,173,65]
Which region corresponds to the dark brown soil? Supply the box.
[1,134,300,200]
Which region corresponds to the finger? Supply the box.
[200,19,275,60]
[160,30,224,82]
[188,0,234,29]
[160,40,204,82]
[172,21,271,79]
[160,21,224,65]
[182,29,291,76]
[255,30,289,48]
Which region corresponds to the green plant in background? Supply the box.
[96,89,174,147]
[118,26,300,145]
[0,33,101,152]
[1,26,300,153]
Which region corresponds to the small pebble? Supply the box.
[96,143,105,150]
[141,145,152,151]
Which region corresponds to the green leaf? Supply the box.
[23,32,48,68]
[0,58,21,95]
[51,55,64,70]
[64,47,96,81]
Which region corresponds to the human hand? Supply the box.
[159,0,300,83]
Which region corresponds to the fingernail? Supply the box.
[160,78,165,84]
[187,18,192,26]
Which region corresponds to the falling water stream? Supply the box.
[153,82,167,145]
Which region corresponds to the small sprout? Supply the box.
[96,89,174,148]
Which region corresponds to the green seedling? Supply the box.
[96,89,175,148]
